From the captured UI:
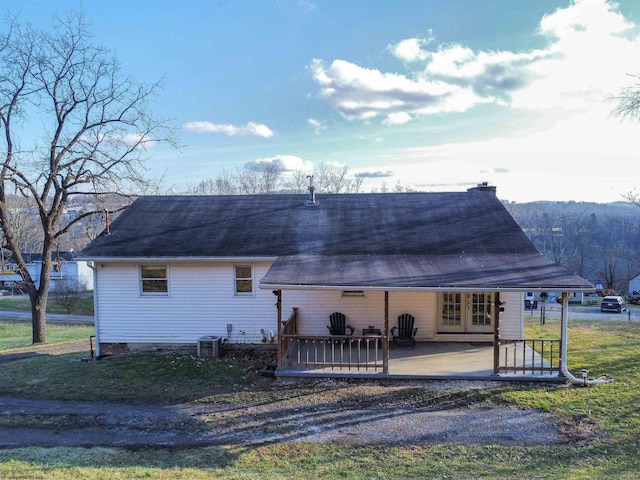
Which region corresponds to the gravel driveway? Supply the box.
[0,339,595,449]
[0,380,594,448]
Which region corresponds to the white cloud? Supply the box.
[97,132,157,149]
[298,0,316,12]
[182,121,275,138]
[310,0,640,123]
[384,112,412,125]
[512,0,640,110]
[356,100,640,203]
[245,155,313,172]
[307,118,327,135]
[387,33,434,62]
[539,0,632,39]
[308,58,489,121]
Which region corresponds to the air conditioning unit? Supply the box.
[197,336,222,358]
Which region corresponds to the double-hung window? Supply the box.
[234,264,253,296]
[140,265,168,295]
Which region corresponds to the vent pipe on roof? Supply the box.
[467,182,496,194]
[105,209,110,235]
[305,175,318,206]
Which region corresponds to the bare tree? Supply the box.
[613,74,640,207]
[188,162,364,195]
[186,165,283,195]
[622,190,640,207]
[313,163,363,193]
[281,169,309,193]
[52,278,84,314]
[0,12,174,344]
[0,195,42,254]
[613,73,640,122]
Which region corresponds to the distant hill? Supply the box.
[504,200,640,219]
[503,200,640,294]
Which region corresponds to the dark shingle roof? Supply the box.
[80,192,593,291]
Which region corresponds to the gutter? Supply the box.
[88,261,100,358]
[76,256,278,263]
[259,283,594,293]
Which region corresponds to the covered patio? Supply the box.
[275,305,564,382]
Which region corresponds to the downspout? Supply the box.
[88,262,100,358]
[560,292,611,385]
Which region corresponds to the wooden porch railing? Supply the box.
[498,338,561,375]
[280,335,385,371]
[278,307,298,367]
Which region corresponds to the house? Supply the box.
[80,185,594,381]
[629,273,640,295]
[525,291,584,305]
[0,251,94,294]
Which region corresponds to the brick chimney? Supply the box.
[467,182,496,194]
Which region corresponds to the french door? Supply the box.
[439,292,494,333]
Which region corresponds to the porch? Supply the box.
[277,308,564,382]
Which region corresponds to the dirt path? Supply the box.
[0,340,91,364]
[0,387,593,449]
[0,342,594,449]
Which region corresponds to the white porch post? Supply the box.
[493,292,501,375]
[275,289,283,367]
[383,291,389,373]
[560,291,569,378]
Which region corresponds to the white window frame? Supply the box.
[233,264,254,296]
[139,264,169,296]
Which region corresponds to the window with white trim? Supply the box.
[441,292,462,327]
[140,265,168,295]
[234,264,253,295]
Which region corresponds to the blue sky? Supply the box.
[16,0,640,202]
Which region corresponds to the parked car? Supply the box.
[601,295,626,313]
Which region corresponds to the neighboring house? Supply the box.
[0,251,94,293]
[525,292,584,304]
[80,185,594,381]
[629,273,640,295]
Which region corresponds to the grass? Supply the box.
[0,319,94,351]
[0,318,638,478]
[0,294,94,315]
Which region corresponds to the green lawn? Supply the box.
[0,295,94,315]
[0,318,638,479]
[0,320,94,351]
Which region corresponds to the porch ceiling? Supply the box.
[259,253,595,292]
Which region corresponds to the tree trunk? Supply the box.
[30,290,48,345]
[29,253,52,345]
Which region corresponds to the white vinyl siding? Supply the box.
[95,261,276,345]
[497,291,524,338]
[281,290,437,341]
[96,261,525,346]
